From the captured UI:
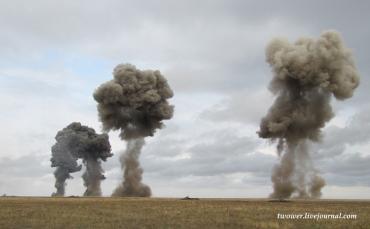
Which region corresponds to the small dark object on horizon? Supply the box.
[181,196,200,200]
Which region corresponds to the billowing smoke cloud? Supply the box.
[94,63,174,197]
[51,122,112,196]
[258,31,360,199]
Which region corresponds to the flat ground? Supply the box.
[0,197,369,229]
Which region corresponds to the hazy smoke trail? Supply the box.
[94,63,174,197]
[112,138,151,197]
[82,157,106,196]
[50,122,112,196]
[258,31,360,199]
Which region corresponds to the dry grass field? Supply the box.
[0,197,369,229]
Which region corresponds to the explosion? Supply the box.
[51,122,112,196]
[94,63,174,197]
[258,31,360,199]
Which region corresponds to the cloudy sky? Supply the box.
[0,0,369,198]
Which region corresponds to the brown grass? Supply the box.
[0,197,369,228]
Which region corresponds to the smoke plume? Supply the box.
[51,142,81,197]
[94,63,174,197]
[258,31,360,199]
[51,122,112,196]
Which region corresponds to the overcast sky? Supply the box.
[0,0,369,199]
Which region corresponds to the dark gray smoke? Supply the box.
[258,31,360,199]
[94,63,174,197]
[51,142,81,197]
[51,122,112,196]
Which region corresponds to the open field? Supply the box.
[0,197,369,229]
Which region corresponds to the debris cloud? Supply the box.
[94,63,174,197]
[258,31,360,199]
[51,122,112,196]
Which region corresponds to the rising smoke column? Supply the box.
[51,139,82,196]
[50,122,112,196]
[93,63,174,197]
[258,31,360,199]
